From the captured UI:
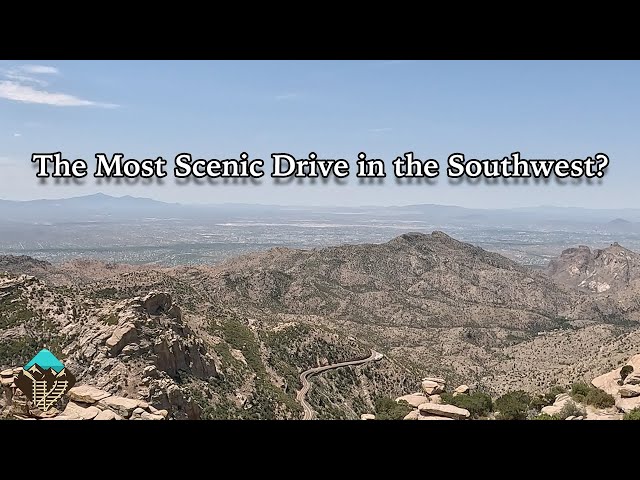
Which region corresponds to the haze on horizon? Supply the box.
[1,60,638,209]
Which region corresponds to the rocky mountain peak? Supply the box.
[548,241,640,293]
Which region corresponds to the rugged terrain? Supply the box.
[3,232,640,419]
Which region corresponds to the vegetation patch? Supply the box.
[374,396,412,420]
[570,382,615,408]
[441,391,493,418]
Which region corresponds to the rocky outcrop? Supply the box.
[360,413,375,420]
[401,377,469,420]
[142,292,173,316]
[68,385,111,403]
[1,290,217,420]
[541,393,573,416]
[591,354,640,414]
[105,323,138,356]
[619,385,640,398]
[403,410,420,420]
[421,378,445,395]
[547,243,640,293]
[395,393,429,408]
[417,402,470,420]
[418,414,454,420]
[0,373,168,420]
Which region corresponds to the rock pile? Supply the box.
[1,291,217,420]
[0,368,168,420]
[398,377,471,420]
[591,353,640,415]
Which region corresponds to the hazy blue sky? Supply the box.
[1,60,638,207]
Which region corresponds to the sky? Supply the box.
[1,60,638,208]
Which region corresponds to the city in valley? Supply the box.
[1,194,638,267]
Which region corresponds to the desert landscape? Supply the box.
[2,229,640,420]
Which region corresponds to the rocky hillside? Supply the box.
[547,243,640,293]
[4,232,640,418]
[199,231,575,330]
[0,271,412,420]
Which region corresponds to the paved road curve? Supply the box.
[296,349,384,420]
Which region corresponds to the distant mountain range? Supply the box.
[3,193,640,226]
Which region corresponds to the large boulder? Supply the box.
[418,414,454,420]
[98,396,142,418]
[619,385,640,398]
[360,413,375,420]
[61,401,91,420]
[395,394,429,408]
[68,385,111,404]
[541,393,573,416]
[418,402,470,419]
[82,406,101,420]
[142,292,172,315]
[592,354,640,396]
[105,323,138,356]
[403,410,420,420]
[94,409,118,420]
[423,377,446,385]
[615,396,640,414]
[585,405,623,420]
[421,380,444,395]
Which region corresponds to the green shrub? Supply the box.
[555,400,586,420]
[570,382,591,400]
[621,365,634,382]
[375,396,413,420]
[495,390,531,420]
[529,395,549,412]
[544,385,566,404]
[623,408,640,420]
[585,388,615,408]
[442,391,493,418]
[569,382,614,408]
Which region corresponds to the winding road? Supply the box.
[296,349,384,420]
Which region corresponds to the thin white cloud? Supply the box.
[275,93,300,101]
[13,133,21,137]
[369,127,393,133]
[3,65,59,86]
[0,80,118,108]
[19,65,59,75]
[5,71,48,86]
[0,64,117,108]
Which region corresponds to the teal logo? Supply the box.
[14,349,76,412]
